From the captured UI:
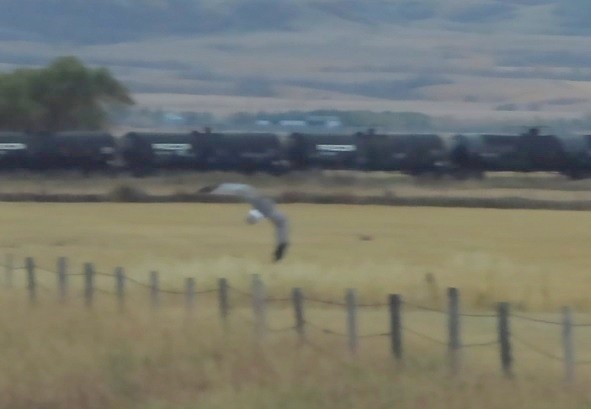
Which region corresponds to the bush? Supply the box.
[107,184,148,202]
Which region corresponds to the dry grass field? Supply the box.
[2,202,591,408]
[3,201,591,310]
[4,170,591,203]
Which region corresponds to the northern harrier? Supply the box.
[198,183,289,262]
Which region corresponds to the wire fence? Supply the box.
[3,254,591,382]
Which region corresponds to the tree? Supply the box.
[0,56,134,131]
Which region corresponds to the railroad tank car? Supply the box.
[552,133,591,179]
[286,132,359,170]
[26,131,117,172]
[517,128,570,172]
[355,131,448,175]
[448,133,525,175]
[0,131,32,169]
[449,128,585,178]
[120,131,204,175]
[199,131,288,174]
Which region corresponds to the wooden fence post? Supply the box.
[185,277,195,314]
[218,278,229,328]
[292,288,305,344]
[57,257,68,303]
[497,302,513,378]
[115,267,125,313]
[5,254,13,289]
[252,274,267,341]
[26,257,36,305]
[562,306,575,384]
[389,294,403,363]
[84,262,94,308]
[448,287,461,375]
[150,271,159,310]
[346,288,358,356]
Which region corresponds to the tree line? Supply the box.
[0,56,133,131]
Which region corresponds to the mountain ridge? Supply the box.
[0,0,589,45]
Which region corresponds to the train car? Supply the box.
[200,131,288,174]
[0,131,32,169]
[449,133,525,172]
[517,128,571,173]
[356,131,448,175]
[27,131,117,172]
[448,128,585,178]
[554,133,591,179]
[120,132,204,175]
[286,132,359,170]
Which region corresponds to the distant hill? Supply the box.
[2,0,591,125]
[0,0,590,45]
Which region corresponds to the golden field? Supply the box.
[3,202,591,310]
[2,202,591,408]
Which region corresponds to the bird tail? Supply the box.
[273,243,288,262]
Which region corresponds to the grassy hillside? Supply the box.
[1,0,591,123]
[2,0,589,43]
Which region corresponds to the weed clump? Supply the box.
[108,184,148,202]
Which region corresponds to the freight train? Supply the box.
[1,127,591,179]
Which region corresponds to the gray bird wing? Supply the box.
[201,182,289,246]
[201,183,260,202]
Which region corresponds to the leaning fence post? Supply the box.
[292,288,305,344]
[562,306,575,384]
[84,262,94,308]
[346,288,358,356]
[389,294,403,363]
[252,274,267,341]
[26,257,36,305]
[5,254,13,289]
[218,278,229,328]
[448,287,461,375]
[497,302,513,378]
[150,271,159,310]
[57,257,68,303]
[185,277,196,314]
[115,267,125,312]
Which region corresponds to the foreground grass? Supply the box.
[1,296,590,409]
[2,202,591,407]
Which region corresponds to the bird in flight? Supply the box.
[198,183,289,262]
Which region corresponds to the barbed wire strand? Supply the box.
[196,288,219,295]
[303,297,347,307]
[512,314,563,326]
[14,265,215,296]
[9,260,591,328]
[227,285,252,298]
[304,320,348,337]
[402,325,448,345]
[34,266,60,275]
[304,320,390,338]
[402,301,447,314]
[358,331,391,338]
[462,339,499,348]
[459,312,498,318]
[512,334,563,361]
